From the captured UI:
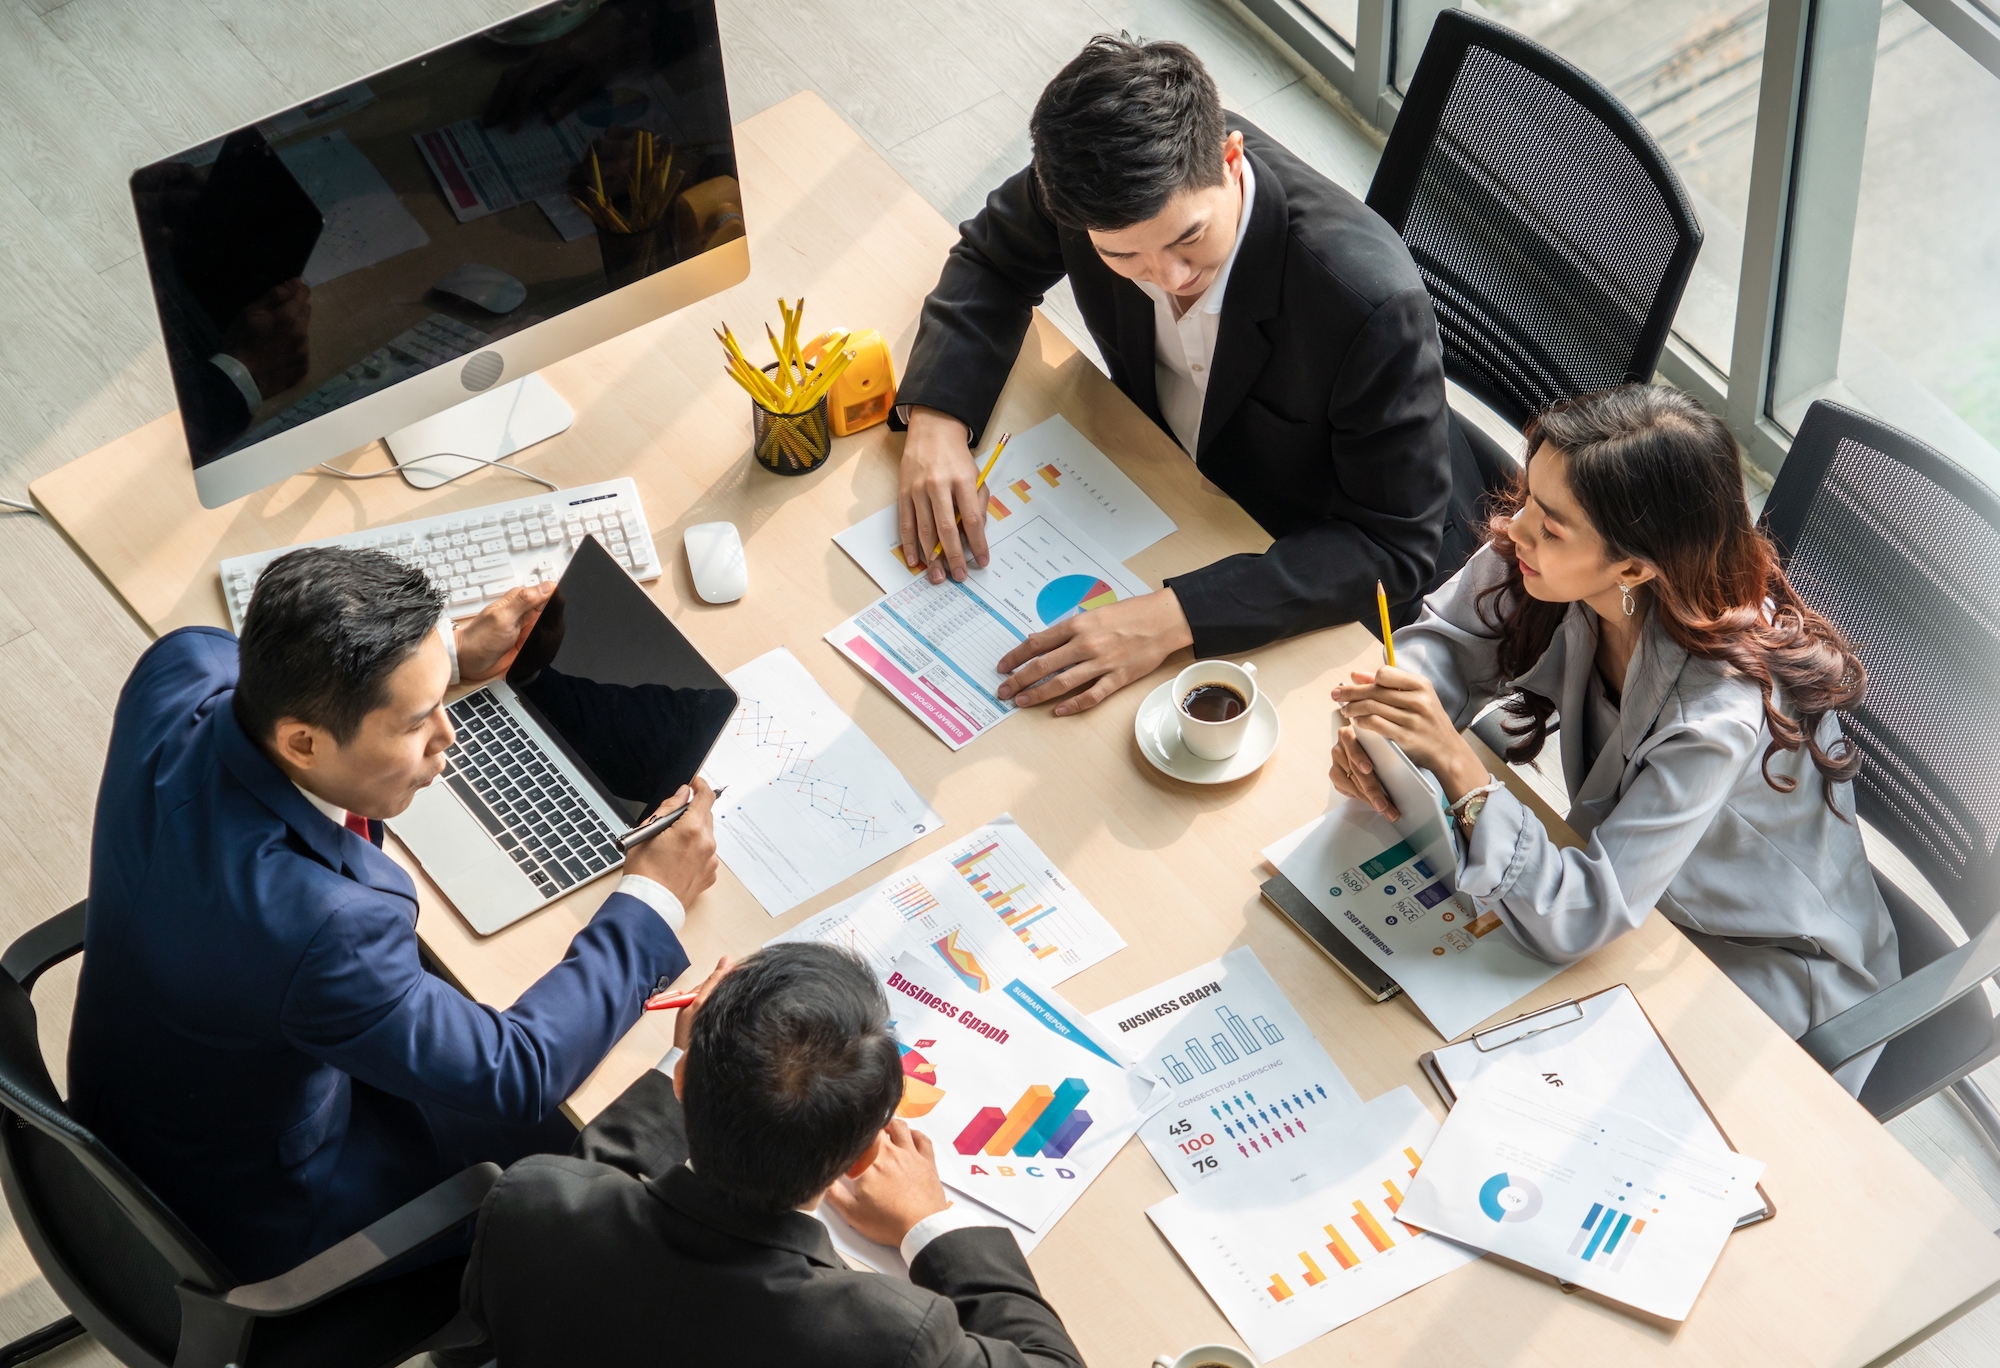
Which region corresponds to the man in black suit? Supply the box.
[459,944,1084,1368]
[896,35,1498,714]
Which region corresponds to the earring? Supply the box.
[1620,583,1636,617]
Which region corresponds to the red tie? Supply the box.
[344,811,371,840]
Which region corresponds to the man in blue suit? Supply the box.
[67,547,720,1282]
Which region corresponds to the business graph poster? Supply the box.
[1091,946,1363,1191]
[879,953,1156,1231]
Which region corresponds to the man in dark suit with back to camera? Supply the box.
[460,943,1084,1368]
[897,35,1500,713]
[67,547,720,1282]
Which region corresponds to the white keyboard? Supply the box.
[218,477,660,631]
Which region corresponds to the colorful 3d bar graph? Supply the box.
[951,1080,1096,1158]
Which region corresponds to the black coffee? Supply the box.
[1182,682,1247,722]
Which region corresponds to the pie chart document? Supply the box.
[1397,1080,1764,1320]
[827,508,1151,751]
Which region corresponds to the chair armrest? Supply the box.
[2,901,85,991]
[215,1162,500,1317]
[1798,914,2000,1073]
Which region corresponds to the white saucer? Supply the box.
[1134,679,1281,783]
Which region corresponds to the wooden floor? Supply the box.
[0,0,1992,1364]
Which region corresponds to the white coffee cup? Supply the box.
[1152,1346,1257,1368]
[1173,659,1259,761]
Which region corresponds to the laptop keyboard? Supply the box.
[441,691,622,900]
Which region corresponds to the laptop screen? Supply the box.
[506,536,735,826]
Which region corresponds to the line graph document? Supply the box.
[834,416,1177,592]
[827,509,1151,750]
[702,648,942,916]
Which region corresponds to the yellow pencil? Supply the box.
[1377,579,1396,667]
[926,432,1013,562]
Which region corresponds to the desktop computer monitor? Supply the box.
[133,0,750,509]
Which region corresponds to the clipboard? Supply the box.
[1419,984,1775,1229]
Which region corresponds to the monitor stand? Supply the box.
[383,373,575,490]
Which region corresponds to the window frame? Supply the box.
[1237,0,2000,482]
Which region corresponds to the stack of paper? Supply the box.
[701,648,941,916]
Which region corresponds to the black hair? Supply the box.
[682,944,903,1213]
[233,547,445,745]
[1031,34,1227,232]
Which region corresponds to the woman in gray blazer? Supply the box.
[1330,384,1898,1094]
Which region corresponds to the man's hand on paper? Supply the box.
[1330,666,1489,810]
[996,589,1194,716]
[824,1118,950,1246]
[898,407,990,584]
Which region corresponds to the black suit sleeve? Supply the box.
[1164,285,1452,655]
[895,166,1069,446]
[908,1227,1084,1368]
[570,1065,689,1177]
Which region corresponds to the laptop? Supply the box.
[389,536,736,934]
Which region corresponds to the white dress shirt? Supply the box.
[1135,154,1257,456]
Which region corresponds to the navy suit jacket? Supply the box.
[67,627,689,1281]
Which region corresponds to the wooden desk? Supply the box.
[34,91,2000,1368]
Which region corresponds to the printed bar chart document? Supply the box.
[1265,796,1564,1040]
[771,814,1125,985]
[1147,1087,1479,1361]
[700,648,941,916]
[877,953,1161,1230]
[1090,946,1362,1190]
[1396,1080,1764,1320]
[834,416,1177,592]
[826,509,1151,750]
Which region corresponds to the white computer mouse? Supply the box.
[684,521,747,603]
[431,263,527,314]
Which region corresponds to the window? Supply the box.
[1298,0,1361,46]
[1437,0,1768,373]
[1771,3,2000,475]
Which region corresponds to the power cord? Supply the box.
[0,497,39,516]
[315,451,557,492]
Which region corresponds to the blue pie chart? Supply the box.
[1479,1171,1544,1222]
[1035,574,1120,625]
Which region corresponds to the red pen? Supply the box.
[643,990,699,1012]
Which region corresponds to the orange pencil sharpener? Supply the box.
[802,328,897,436]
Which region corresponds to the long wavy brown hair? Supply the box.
[1479,385,1865,809]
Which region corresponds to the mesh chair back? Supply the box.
[1762,402,2000,935]
[0,966,232,1366]
[1367,9,1703,429]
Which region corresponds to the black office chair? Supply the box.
[1761,402,2000,1142]
[1367,8,1705,431]
[0,900,498,1367]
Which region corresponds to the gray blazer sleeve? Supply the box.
[1390,543,1513,727]
[1462,708,1763,963]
